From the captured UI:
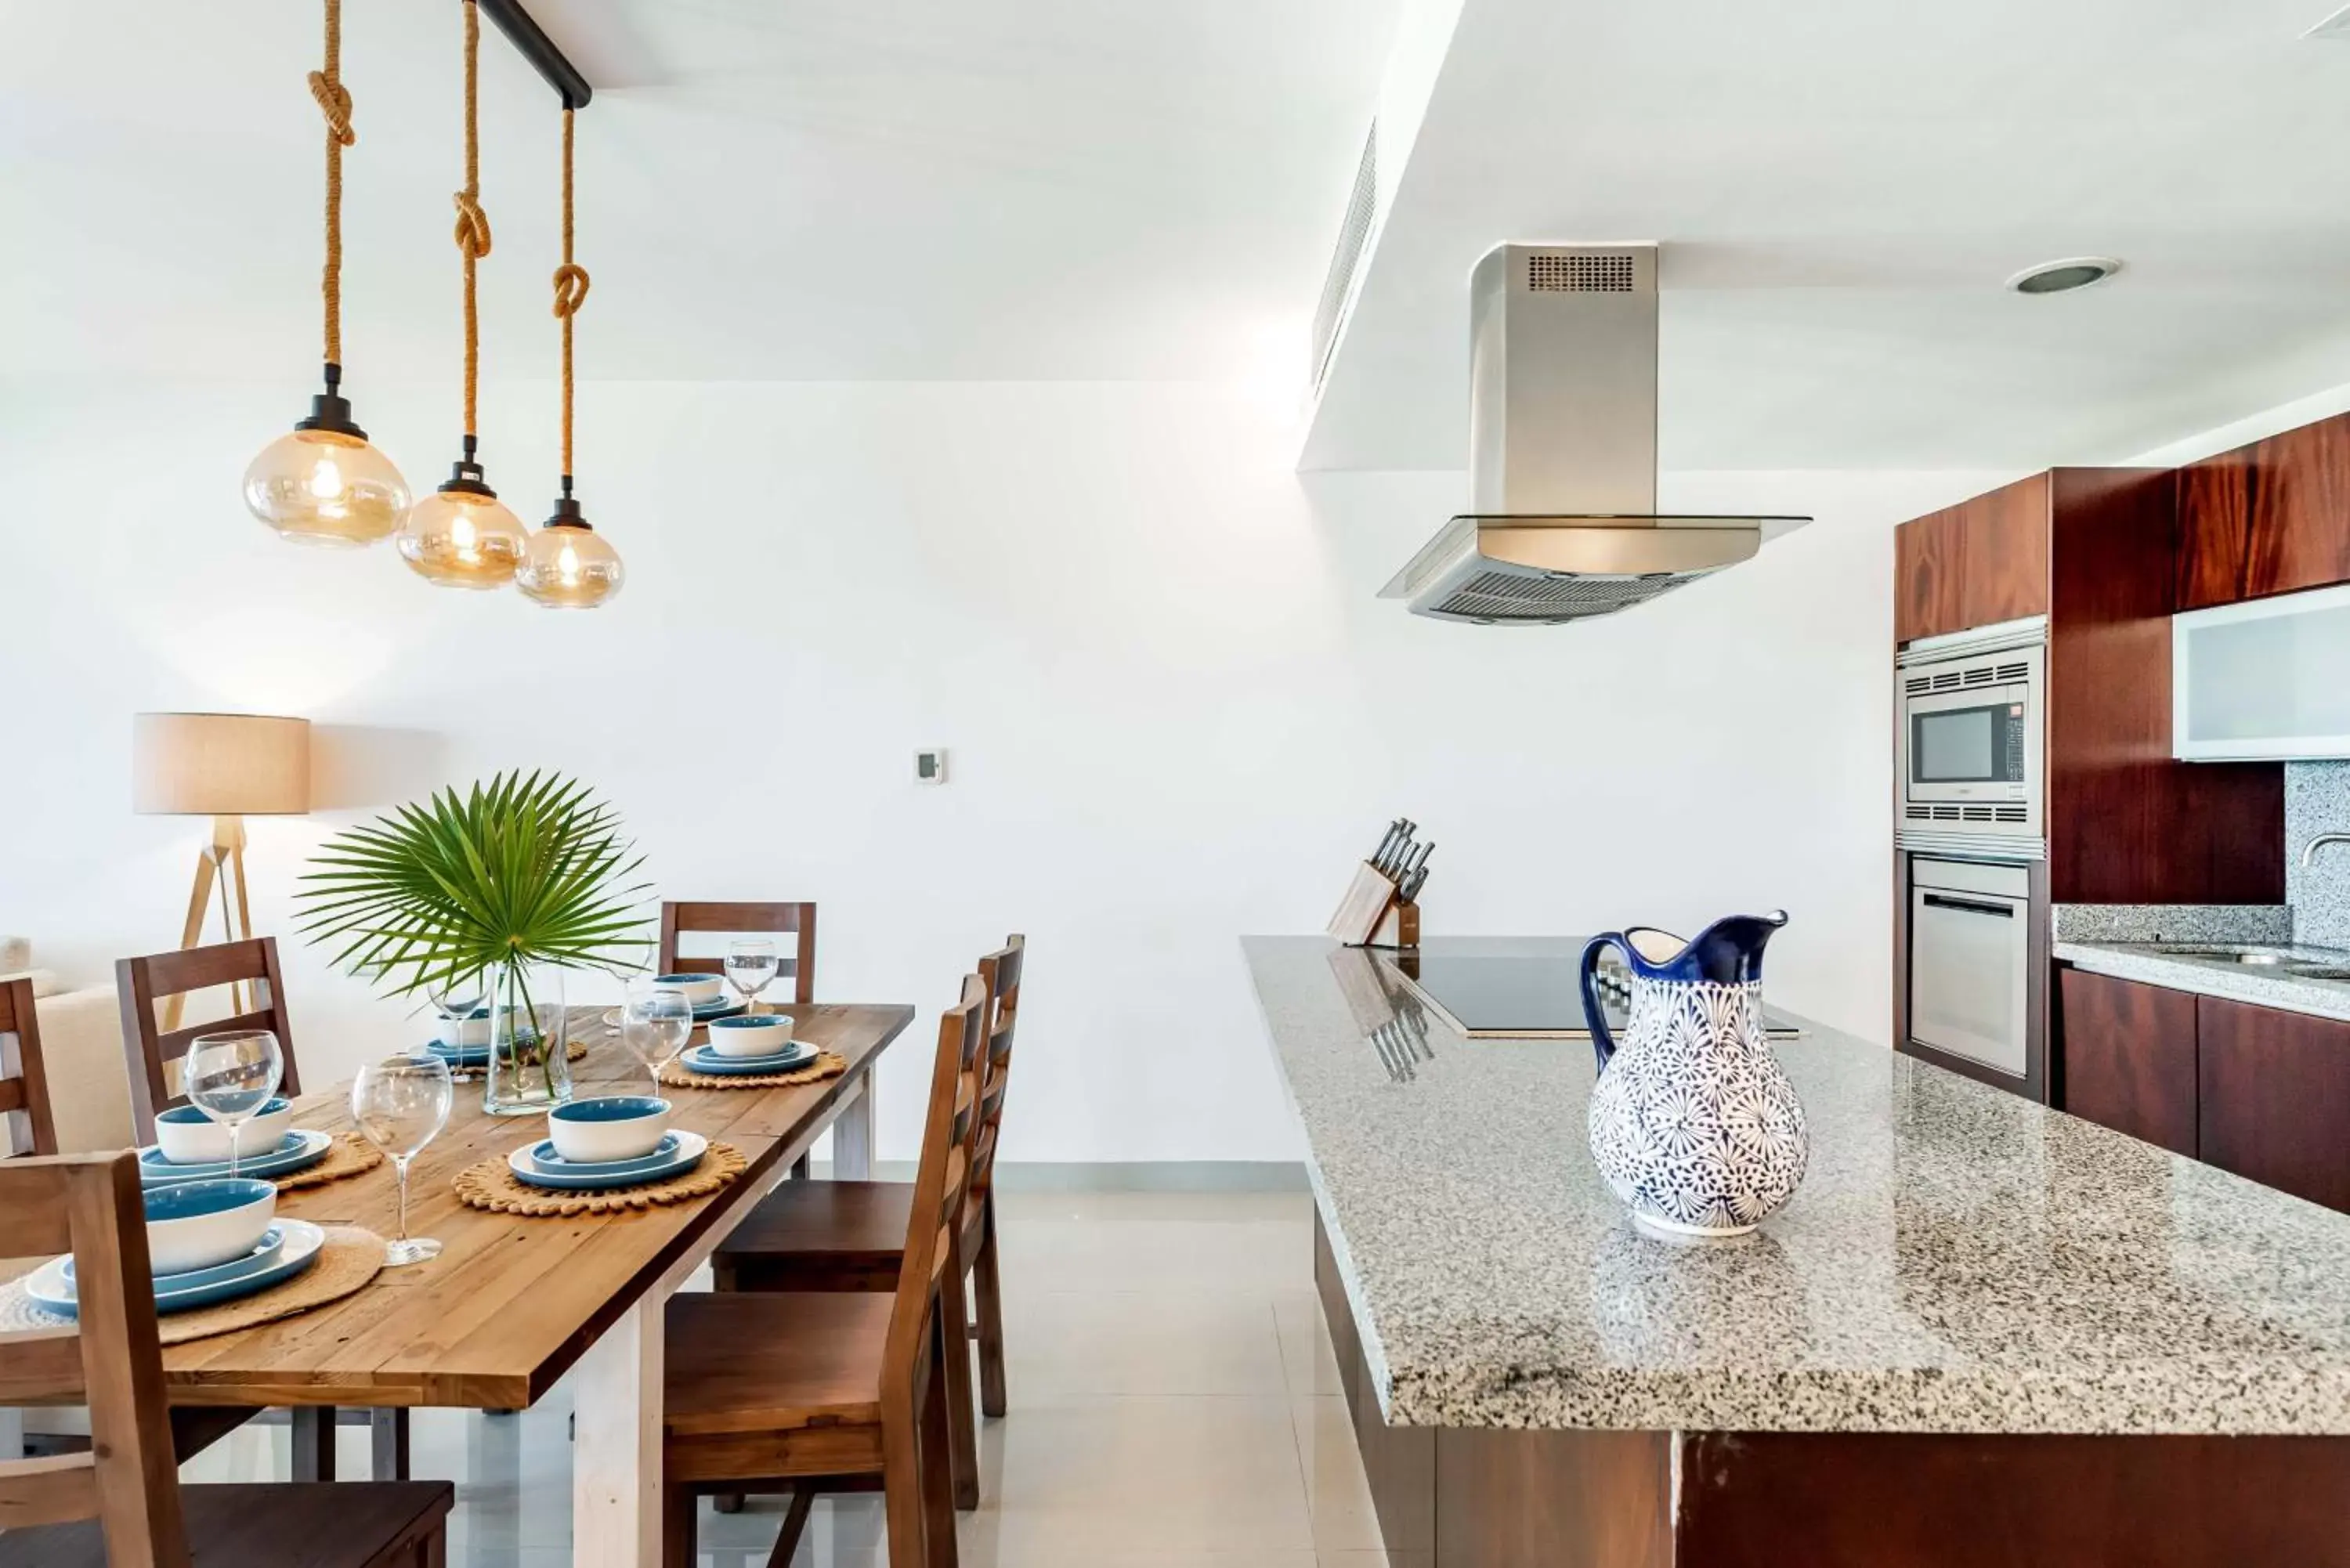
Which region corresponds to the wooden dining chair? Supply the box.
[656,900,817,1006]
[114,938,303,1145]
[1,974,60,1157]
[663,973,987,1568]
[0,1151,454,1568]
[711,934,1025,1510]
[112,937,406,1483]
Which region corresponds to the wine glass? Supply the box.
[620,979,696,1093]
[724,940,780,1014]
[426,966,487,1048]
[350,1054,454,1266]
[183,1029,284,1180]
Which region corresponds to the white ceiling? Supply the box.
[1304,0,2350,471]
[0,0,1397,385]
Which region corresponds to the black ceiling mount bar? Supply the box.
[475,0,593,109]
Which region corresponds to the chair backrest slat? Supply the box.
[0,1152,188,1565]
[0,975,59,1156]
[969,935,1025,1205]
[115,938,301,1142]
[883,975,988,1401]
[656,901,817,1006]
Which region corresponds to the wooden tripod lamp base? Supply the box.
[132,713,311,1031]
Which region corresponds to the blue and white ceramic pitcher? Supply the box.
[1578,912,1806,1237]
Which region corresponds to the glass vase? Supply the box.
[483,961,573,1116]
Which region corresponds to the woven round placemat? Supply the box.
[450,1140,749,1217]
[445,1038,591,1082]
[656,1049,846,1092]
[0,1227,387,1346]
[275,1132,384,1191]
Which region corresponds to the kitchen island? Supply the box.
[1245,935,2350,1566]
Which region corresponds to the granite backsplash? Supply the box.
[2288,761,2350,948]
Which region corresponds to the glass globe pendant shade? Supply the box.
[244,394,410,547]
[396,450,527,589]
[515,498,624,609]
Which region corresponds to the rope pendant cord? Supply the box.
[552,106,591,487]
[309,0,356,370]
[453,0,494,443]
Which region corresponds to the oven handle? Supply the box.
[1919,892,2019,918]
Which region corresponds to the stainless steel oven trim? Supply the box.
[1907,859,2032,1079]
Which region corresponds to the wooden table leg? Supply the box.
[291,1405,336,1481]
[573,1299,664,1568]
[834,1072,875,1180]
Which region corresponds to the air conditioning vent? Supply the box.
[1525,251,1636,292]
[1310,124,1378,393]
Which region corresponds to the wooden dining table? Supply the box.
[147,1000,914,1568]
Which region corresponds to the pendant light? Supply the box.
[397,0,527,589]
[516,104,624,609]
[244,0,411,547]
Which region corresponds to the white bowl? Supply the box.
[653,973,725,1008]
[704,1014,795,1058]
[153,1100,294,1166]
[145,1179,277,1275]
[437,1006,494,1048]
[548,1096,672,1164]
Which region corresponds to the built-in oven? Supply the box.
[1897,619,2044,855]
[1907,858,2034,1084]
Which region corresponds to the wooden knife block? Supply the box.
[1326,861,1420,949]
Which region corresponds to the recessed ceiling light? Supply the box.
[2005,258,2123,295]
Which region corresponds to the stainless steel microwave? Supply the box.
[1897,620,2044,853]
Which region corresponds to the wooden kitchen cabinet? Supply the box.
[1893,472,2051,642]
[2197,995,2350,1213]
[2177,411,2350,609]
[2056,968,2199,1156]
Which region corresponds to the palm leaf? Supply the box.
[296,771,653,999]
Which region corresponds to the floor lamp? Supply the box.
[132,713,311,1031]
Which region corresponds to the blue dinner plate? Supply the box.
[522,1133,683,1179]
[137,1129,334,1187]
[693,999,749,1021]
[682,1042,816,1076]
[508,1130,708,1190]
[27,1219,327,1318]
[65,1225,288,1292]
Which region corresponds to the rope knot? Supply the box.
[308,70,356,146]
[451,190,493,260]
[551,262,591,318]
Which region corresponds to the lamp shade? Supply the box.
[132,713,311,817]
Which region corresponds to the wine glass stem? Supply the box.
[226,1122,241,1181]
[393,1154,412,1245]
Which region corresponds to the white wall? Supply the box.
[0,376,2004,1161]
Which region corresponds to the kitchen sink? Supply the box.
[2153,946,2294,964]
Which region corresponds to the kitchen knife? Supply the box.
[1372,832,1410,883]
[1371,821,1406,869]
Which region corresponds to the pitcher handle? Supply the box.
[1579,933,1629,1074]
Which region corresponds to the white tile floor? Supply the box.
[180,1189,1386,1566]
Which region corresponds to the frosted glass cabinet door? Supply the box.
[2175,583,2350,761]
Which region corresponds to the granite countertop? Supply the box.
[1244,934,2350,1436]
[2053,939,2350,1024]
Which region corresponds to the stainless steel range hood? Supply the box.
[1380,244,1807,625]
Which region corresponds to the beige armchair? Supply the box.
[25,985,137,1155]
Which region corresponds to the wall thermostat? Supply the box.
[915,748,949,785]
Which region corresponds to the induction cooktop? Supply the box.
[1377,951,1803,1042]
